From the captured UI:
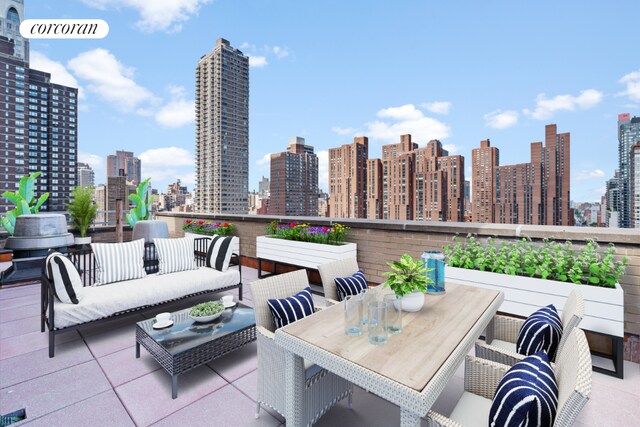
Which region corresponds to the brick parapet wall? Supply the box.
[159,212,640,337]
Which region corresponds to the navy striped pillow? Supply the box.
[489,351,558,427]
[335,270,368,301]
[516,305,563,361]
[267,287,315,329]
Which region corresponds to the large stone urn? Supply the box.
[132,220,169,244]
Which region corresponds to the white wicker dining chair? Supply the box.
[476,288,585,366]
[425,327,592,427]
[250,269,353,425]
[317,257,360,304]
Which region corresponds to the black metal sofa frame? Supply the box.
[41,237,242,357]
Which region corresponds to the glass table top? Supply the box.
[137,303,256,356]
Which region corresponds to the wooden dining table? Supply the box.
[274,282,503,427]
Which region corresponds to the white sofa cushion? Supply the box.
[53,266,240,328]
[154,236,197,275]
[91,239,146,285]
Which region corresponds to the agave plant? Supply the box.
[67,186,98,238]
[1,172,49,235]
[126,177,155,227]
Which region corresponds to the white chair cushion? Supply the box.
[154,236,197,275]
[91,239,146,285]
[449,391,493,427]
[53,267,240,328]
[491,339,517,352]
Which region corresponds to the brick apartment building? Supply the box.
[328,137,368,218]
[472,124,571,226]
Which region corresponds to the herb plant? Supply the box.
[444,235,627,288]
[382,253,432,297]
[189,301,225,317]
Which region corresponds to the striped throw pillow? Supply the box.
[267,287,315,329]
[489,351,558,427]
[91,239,146,285]
[154,237,197,275]
[335,270,368,301]
[45,252,84,304]
[516,305,563,361]
[205,236,234,271]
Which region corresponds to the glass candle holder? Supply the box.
[383,294,402,334]
[344,295,363,336]
[368,301,388,345]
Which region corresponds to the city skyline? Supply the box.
[17,1,640,204]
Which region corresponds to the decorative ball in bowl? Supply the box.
[189,301,225,323]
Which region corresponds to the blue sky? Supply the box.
[26,0,640,202]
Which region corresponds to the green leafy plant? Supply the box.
[67,186,98,238]
[444,235,627,288]
[189,301,224,317]
[126,177,155,227]
[266,221,350,245]
[382,253,432,297]
[1,172,49,235]
[183,220,234,236]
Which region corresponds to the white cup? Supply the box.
[156,312,171,323]
[221,295,234,305]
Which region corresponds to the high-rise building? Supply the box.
[106,150,141,185]
[195,38,249,213]
[77,162,95,188]
[269,137,318,216]
[366,158,383,220]
[605,171,621,228]
[258,176,270,196]
[617,114,640,228]
[106,176,135,225]
[1,0,78,213]
[471,124,571,226]
[630,142,640,228]
[329,137,368,218]
[471,139,499,223]
[94,184,106,226]
[381,134,417,220]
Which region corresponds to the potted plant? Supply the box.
[67,185,98,245]
[183,220,235,236]
[382,253,432,312]
[256,221,357,270]
[127,178,168,243]
[1,172,49,235]
[443,235,627,338]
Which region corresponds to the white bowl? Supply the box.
[189,311,223,323]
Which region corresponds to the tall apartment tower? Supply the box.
[380,135,417,220]
[106,150,141,184]
[1,0,78,213]
[77,162,95,187]
[471,124,571,226]
[270,137,318,216]
[366,159,383,220]
[471,139,499,223]
[329,137,368,218]
[195,38,249,213]
[617,114,640,228]
[605,170,621,227]
[631,142,640,228]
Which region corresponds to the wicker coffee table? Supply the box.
[135,303,256,398]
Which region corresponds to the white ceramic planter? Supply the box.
[445,266,624,337]
[184,232,240,255]
[256,235,357,269]
[74,236,91,245]
[394,292,425,312]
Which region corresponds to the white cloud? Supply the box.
[317,150,329,193]
[484,110,519,129]
[155,85,194,128]
[365,104,451,143]
[574,169,606,181]
[248,56,268,68]
[443,144,460,154]
[239,42,256,51]
[523,89,603,120]
[139,147,195,184]
[421,101,452,115]
[273,46,290,59]
[592,186,606,196]
[68,48,157,112]
[618,70,640,102]
[30,51,84,98]
[79,152,105,184]
[331,126,357,136]
[256,153,271,167]
[82,0,210,33]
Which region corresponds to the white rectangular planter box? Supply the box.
[184,232,240,255]
[445,266,624,337]
[256,235,357,269]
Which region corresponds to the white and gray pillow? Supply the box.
[205,236,234,271]
[45,252,84,304]
[91,239,146,285]
[154,236,197,275]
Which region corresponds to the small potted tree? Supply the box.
[127,178,168,243]
[67,186,98,245]
[382,253,432,312]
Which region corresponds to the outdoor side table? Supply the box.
[135,304,256,399]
